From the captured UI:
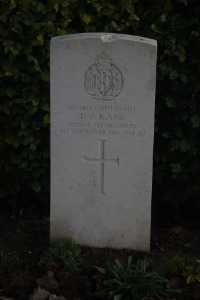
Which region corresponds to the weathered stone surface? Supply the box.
[50,33,157,251]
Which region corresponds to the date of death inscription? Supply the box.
[57,105,146,137]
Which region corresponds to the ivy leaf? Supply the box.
[180,139,190,153]
[54,3,59,12]
[31,181,41,193]
[56,28,67,36]
[22,161,28,168]
[93,3,101,13]
[13,139,20,148]
[44,114,50,124]
[82,14,92,25]
[125,0,134,14]
[165,97,176,108]
[180,73,188,84]
[170,140,179,151]
[30,143,37,151]
[114,295,123,300]
[170,164,182,174]
[178,0,188,5]
[159,63,168,72]
[151,24,162,33]
[37,34,44,45]
[23,17,35,26]
[111,21,120,31]
[170,69,179,80]
[160,14,167,22]
[41,103,50,112]
[191,114,200,128]
[196,275,200,282]
[61,0,69,7]
[173,45,186,62]
[21,121,27,130]
[187,275,195,284]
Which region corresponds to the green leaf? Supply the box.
[43,114,50,124]
[30,143,37,151]
[187,275,195,284]
[32,121,41,130]
[178,0,188,5]
[114,295,123,300]
[180,139,190,152]
[196,275,200,282]
[23,17,35,26]
[21,121,27,129]
[185,266,194,273]
[165,97,176,108]
[31,181,41,193]
[61,0,69,7]
[41,71,50,82]
[10,0,17,9]
[170,140,179,151]
[41,103,50,112]
[93,3,101,12]
[160,14,166,22]
[13,139,20,148]
[82,14,92,24]
[3,105,10,114]
[170,164,182,174]
[22,161,28,168]
[191,114,200,128]
[28,106,38,115]
[32,98,39,106]
[54,3,59,12]
[56,28,67,36]
[196,265,200,273]
[170,69,179,80]
[180,73,188,84]
[125,0,134,14]
[7,87,16,97]
[111,21,120,31]
[36,34,44,45]
[5,136,12,144]
[151,24,162,33]
[159,63,168,72]
[173,45,186,62]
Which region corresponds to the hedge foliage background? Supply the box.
[0,0,199,210]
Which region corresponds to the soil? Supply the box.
[0,196,200,300]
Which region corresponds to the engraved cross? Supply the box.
[84,139,119,194]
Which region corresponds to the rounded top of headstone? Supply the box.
[51,33,157,47]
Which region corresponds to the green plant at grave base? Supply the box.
[166,255,186,275]
[0,246,20,273]
[97,256,181,300]
[39,239,82,274]
[183,259,200,284]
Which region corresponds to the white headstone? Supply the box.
[50,33,157,251]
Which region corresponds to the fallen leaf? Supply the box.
[94,266,106,275]
[49,295,66,300]
[29,287,50,300]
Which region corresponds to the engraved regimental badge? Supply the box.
[84,52,124,101]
